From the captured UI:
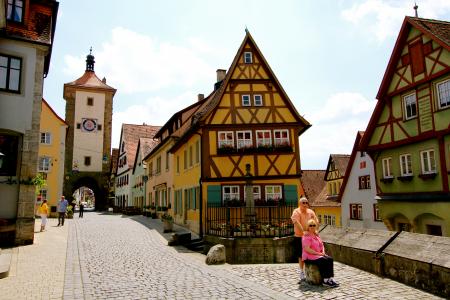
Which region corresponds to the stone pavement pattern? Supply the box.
[0,212,443,299]
[0,218,68,299]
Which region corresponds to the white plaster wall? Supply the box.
[73,91,105,172]
[0,40,37,218]
[0,40,37,133]
[341,152,387,230]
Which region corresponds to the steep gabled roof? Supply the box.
[337,131,365,203]
[193,30,311,129]
[119,124,161,170]
[377,17,450,100]
[324,154,351,181]
[41,98,67,126]
[132,138,159,174]
[64,71,116,93]
[361,17,450,150]
[301,170,326,203]
[170,30,311,151]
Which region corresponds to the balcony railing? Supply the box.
[206,203,296,238]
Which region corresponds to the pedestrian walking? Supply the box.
[38,199,49,232]
[291,196,319,282]
[57,195,69,226]
[302,219,339,287]
[79,201,84,218]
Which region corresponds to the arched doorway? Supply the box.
[68,176,106,210]
[73,186,95,209]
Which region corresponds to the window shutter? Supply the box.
[207,185,221,206]
[283,185,297,205]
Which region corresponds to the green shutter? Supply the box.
[284,185,297,205]
[207,185,221,206]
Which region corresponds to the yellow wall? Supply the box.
[172,135,202,232]
[38,101,67,216]
[314,207,341,227]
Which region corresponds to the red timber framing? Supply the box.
[360,17,450,194]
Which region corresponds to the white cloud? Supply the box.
[111,92,197,149]
[341,0,450,42]
[300,92,376,169]
[63,27,216,93]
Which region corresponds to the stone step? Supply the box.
[0,248,12,279]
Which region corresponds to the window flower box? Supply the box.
[380,177,394,183]
[397,175,414,182]
[418,172,437,180]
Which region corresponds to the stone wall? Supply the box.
[320,227,450,298]
[204,235,296,264]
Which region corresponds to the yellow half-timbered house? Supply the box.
[167,31,311,236]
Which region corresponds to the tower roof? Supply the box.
[64,48,116,93]
[65,71,116,92]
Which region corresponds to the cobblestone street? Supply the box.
[0,212,443,299]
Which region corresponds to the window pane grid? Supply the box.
[437,80,450,108]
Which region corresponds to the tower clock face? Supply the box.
[82,118,97,132]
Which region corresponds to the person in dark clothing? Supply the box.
[79,202,84,218]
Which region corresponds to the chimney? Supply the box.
[216,69,226,82]
[198,94,205,102]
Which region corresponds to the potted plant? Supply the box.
[66,205,74,219]
[161,212,173,233]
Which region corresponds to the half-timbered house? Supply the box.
[168,30,311,236]
[360,17,450,236]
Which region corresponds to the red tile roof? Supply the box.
[409,17,450,47]
[301,170,326,203]
[110,148,119,174]
[65,71,116,92]
[121,124,161,170]
[133,138,160,173]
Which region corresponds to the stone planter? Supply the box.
[163,220,173,233]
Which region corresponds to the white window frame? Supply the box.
[242,94,251,106]
[420,149,436,174]
[38,157,51,172]
[236,131,252,149]
[403,92,417,120]
[350,203,363,220]
[399,153,413,176]
[254,94,263,106]
[223,186,239,202]
[256,130,272,147]
[244,52,252,64]
[265,185,282,201]
[40,132,52,145]
[218,131,234,148]
[436,79,450,109]
[273,129,289,147]
[374,204,381,221]
[7,0,23,22]
[382,157,393,178]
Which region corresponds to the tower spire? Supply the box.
[86,47,95,72]
[414,2,418,18]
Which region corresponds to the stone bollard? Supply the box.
[305,262,322,285]
[205,244,226,265]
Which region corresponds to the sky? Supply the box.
[43,0,450,170]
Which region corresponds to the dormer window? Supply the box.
[7,0,23,22]
[244,52,252,64]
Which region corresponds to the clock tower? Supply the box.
[63,49,116,209]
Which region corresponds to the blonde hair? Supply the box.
[307,219,318,233]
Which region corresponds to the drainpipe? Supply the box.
[193,131,203,238]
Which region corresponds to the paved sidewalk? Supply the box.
[0,217,69,299]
